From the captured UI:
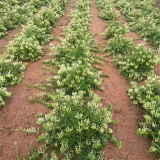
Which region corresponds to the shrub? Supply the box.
[104,21,129,39]
[0,21,7,38]
[53,47,96,66]
[2,4,35,29]
[128,75,160,154]
[107,36,134,55]
[31,15,52,34]
[95,0,119,21]
[7,34,43,62]
[0,87,11,107]
[114,45,158,82]
[37,90,117,159]
[38,7,61,26]
[0,58,26,86]
[30,0,51,8]
[52,63,102,95]
[23,25,51,45]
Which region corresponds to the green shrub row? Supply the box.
[94,0,119,21]
[0,0,52,38]
[128,76,160,154]
[0,57,26,107]
[96,0,158,82]
[25,0,118,159]
[0,0,69,107]
[107,36,158,82]
[95,0,160,155]
[104,21,129,39]
[7,0,68,62]
[112,0,160,49]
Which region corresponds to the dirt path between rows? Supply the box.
[90,2,158,160]
[0,29,21,54]
[0,1,75,159]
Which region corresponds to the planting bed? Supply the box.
[0,0,160,159]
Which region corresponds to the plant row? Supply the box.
[0,0,53,38]
[128,75,160,154]
[0,0,69,107]
[95,0,158,82]
[25,0,118,159]
[112,0,160,49]
[95,0,160,155]
[94,0,119,20]
[7,0,69,62]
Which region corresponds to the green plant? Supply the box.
[23,0,118,159]
[128,75,160,154]
[107,36,134,55]
[30,0,50,8]
[37,90,117,159]
[0,21,7,38]
[2,4,35,30]
[95,0,119,20]
[38,7,62,26]
[44,63,102,96]
[114,45,158,82]
[113,0,160,49]
[0,58,26,86]
[7,34,43,62]
[0,87,11,107]
[22,25,52,45]
[104,21,129,39]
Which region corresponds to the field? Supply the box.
[0,0,160,159]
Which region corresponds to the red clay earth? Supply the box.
[155,0,160,8]
[91,2,159,160]
[0,1,75,159]
[0,29,21,53]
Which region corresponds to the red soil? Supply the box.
[0,29,21,53]
[91,2,158,160]
[0,1,75,159]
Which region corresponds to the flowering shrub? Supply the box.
[53,47,97,66]
[37,90,117,159]
[96,0,160,156]
[0,21,7,38]
[30,15,52,34]
[104,21,157,82]
[107,36,134,55]
[0,0,69,108]
[104,21,129,39]
[38,7,62,26]
[2,4,35,30]
[25,0,117,159]
[7,35,43,62]
[0,87,11,107]
[23,25,52,45]
[7,0,69,62]
[113,0,160,49]
[0,0,54,37]
[128,76,160,154]
[53,63,102,95]
[0,58,26,86]
[30,0,50,8]
[114,45,158,82]
[95,0,119,20]
[0,57,26,107]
